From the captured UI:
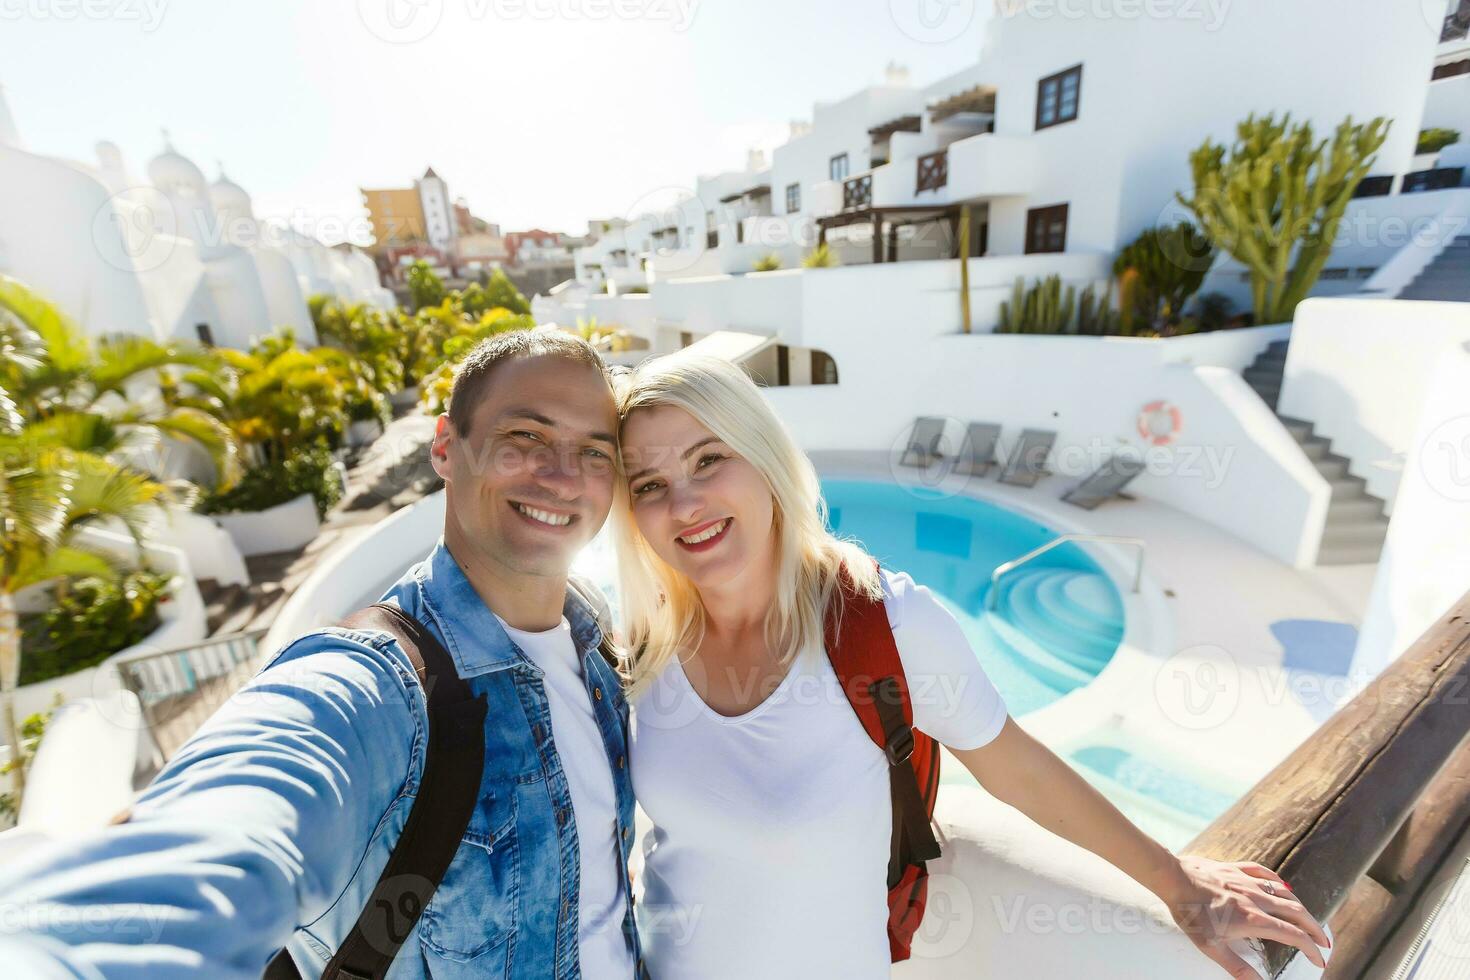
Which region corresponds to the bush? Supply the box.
[753,253,782,272]
[1417,128,1461,155]
[802,243,837,268]
[18,571,174,686]
[200,446,343,519]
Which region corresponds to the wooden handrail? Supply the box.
[1185,592,1470,977]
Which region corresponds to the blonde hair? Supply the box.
[611,352,882,700]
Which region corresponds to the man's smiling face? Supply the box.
[431,353,619,579]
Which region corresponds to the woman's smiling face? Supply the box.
[621,403,776,592]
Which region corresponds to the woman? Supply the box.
[610,352,1330,979]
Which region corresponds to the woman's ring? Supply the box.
[1262,882,1277,897]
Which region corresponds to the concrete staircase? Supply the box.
[1398,235,1470,301]
[1241,340,1392,565]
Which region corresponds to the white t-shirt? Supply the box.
[495,615,634,980]
[630,568,1009,979]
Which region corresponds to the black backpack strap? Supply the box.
[265,603,488,980]
[869,676,942,876]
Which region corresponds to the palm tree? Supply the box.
[0,275,242,490]
[0,432,180,800]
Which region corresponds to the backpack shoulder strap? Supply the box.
[823,565,942,880]
[265,603,488,980]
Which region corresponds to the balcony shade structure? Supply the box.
[928,84,997,124]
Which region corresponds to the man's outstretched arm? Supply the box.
[0,630,423,980]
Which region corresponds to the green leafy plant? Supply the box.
[753,253,782,272]
[801,243,838,269]
[1113,223,1215,332]
[1178,112,1388,324]
[477,268,531,316]
[0,705,53,822]
[19,570,173,686]
[1417,128,1461,155]
[406,260,446,312]
[200,445,343,519]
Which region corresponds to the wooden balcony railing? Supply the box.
[917,149,948,194]
[843,173,872,211]
[1186,592,1470,978]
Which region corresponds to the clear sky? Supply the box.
[0,0,994,243]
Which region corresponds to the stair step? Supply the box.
[1278,416,1314,440]
[1321,519,1391,546]
[1327,496,1386,521]
[1299,439,1330,460]
[1313,455,1351,480]
[1317,540,1385,565]
[1327,473,1369,497]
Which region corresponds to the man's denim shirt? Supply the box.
[0,539,640,979]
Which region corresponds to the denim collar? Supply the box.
[413,537,606,678]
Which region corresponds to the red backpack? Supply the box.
[823,563,943,963]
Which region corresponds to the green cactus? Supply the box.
[998,275,1077,334]
[1178,112,1389,325]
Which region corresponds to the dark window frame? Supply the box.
[785,182,801,214]
[1024,203,1069,254]
[1035,64,1083,131]
[829,153,850,182]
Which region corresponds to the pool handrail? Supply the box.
[986,533,1145,610]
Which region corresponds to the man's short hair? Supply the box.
[447,328,608,436]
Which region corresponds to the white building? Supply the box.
[0,82,391,350]
[557,0,1455,346]
[418,166,456,253]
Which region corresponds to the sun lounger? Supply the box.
[899,416,947,467]
[952,422,1001,478]
[997,428,1056,487]
[1061,454,1145,509]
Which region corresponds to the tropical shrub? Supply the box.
[406,260,445,312]
[802,243,838,268]
[1112,223,1215,332]
[0,706,52,821]
[418,310,536,416]
[19,570,173,686]
[1417,128,1461,155]
[1178,112,1388,324]
[200,444,343,519]
[997,276,1076,334]
[753,254,782,272]
[477,268,532,315]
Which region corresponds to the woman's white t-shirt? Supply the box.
[629,568,1009,979]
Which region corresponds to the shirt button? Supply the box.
[622,826,631,841]
[594,686,603,701]
[617,754,626,769]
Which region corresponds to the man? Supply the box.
[0,330,641,978]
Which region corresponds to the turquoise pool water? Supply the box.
[820,478,1124,717]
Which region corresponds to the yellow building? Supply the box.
[360,186,425,250]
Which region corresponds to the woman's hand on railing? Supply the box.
[1164,855,1331,978]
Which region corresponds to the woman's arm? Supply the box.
[950,716,1332,977]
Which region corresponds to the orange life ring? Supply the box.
[1137,400,1182,446]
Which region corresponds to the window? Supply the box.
[1036,65,1082,130]
[829,153,850,182]
[785,183,801,214]
[1024,204,1069,254]
[705,210,717,249]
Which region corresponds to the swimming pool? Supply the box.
[820,478,1124,717]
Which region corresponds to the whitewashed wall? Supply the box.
[1278,298,1470,512]
[1352,337,1470,678]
